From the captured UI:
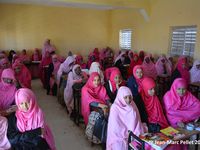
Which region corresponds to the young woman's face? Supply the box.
[19,101,30,112]
[148,87,155,96]
[176,87,187,97]
[196,64,200,70]
[124,95,133,104]
[93,76,101,87]
[2,78,13,84]
[135,68,143,79]
[114,74,122,85]
[75,66,81,75]
[133,56,138,61]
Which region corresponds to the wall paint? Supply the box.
[0,4,110,57]
[109,0,200,59]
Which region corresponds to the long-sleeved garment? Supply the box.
[7,113,50,150]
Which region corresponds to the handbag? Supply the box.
[93,114,108,143]
[148,123,161,133]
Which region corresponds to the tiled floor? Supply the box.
[32,79,101,150]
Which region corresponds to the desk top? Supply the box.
[189,82,200,87]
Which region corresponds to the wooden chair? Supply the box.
[128,130,145,150]
[73,82,85,126]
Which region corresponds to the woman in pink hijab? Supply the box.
[19,49,31,64]
[171,56,190,84]
[32,48,42,61]
[142,55,157,80]
[7,88,56,150]
[189,60,200,83]
[39,51,52,88]
[0,116,11,150]
[0,68,17,110]
[163,78,200,127]
[64,65,88,115]
[0,58,11,80]
[57,56,75,86]
[140,77,169,129]
[81,72,109,125]
[128,54,142,77]
[155,56,172,76]
[42,39,56,58]
[107,86,147,150]
[12,60,32,89]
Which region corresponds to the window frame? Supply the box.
[119,29,132,50]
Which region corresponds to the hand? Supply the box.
[41,128,45,137]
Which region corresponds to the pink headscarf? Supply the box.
[0,58,11,80]
[163,78,200,127]
[104,67,119,81]
[89,62,104,84]
[19,50,31,63]
[114,51,126,64]
[64,65,88,113]
[32,48,42,61]
[0,68,17,110]
[140,77,169,128]
[128,54,142,77]
[155,56,172,76]
[142,55,157,80]
[15,88,56,150]
[57,56,75,85]
[0,116,11,150]
[177,57,190,84]
[12,60,32,89]
[189,60,200,83]
[109,69,124,93]
[81,72,108,125]
[107,86,146,150]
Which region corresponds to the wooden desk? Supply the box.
[188,82,200,99]
[25,61,41,79]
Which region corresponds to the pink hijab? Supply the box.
[0,116,11,150]
[104,67,119,81]
[0,68,17,110]
[32,48,42,61]
[15,88,56,150]
[81,72,108,125]
[19,50,31,62]
[0,58,11,80]
[177,57,190,84]
[142,55,157,80]
[107,86,146,150]
[64,65,88,113]
[109,69,124,93]
[75,55,87,69]
[163,78,200,127]
[42,39,56,58]
[140,77,169,128]
[57,56,75,84]
[12,60,32,89]
[128,54,142,77]
[155,56,172,76]
[189,60,200,83]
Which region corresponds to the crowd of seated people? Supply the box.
[1,40,200,150]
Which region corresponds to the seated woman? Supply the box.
[104,68,124,103]
[57,56,75,86]
[64,64,88,115]
[128,53,142,77]
[7,88,56,150]
[19,49,31,64]
[155,56,172,76]
[127,65,148,123]
[0,58,11,80]
[81,72,109,125]
[89,62,104,84]
[189,60,200,83]
[0,116,11,150]
[140,77,169,129]
[87,52,97,69]
[46,54,61,95]
[12,60,32,89]
[163,78,200,127]
[107,86,147,150]
[114,52,127,80]
[142,55,157,80]
[75,55,87,69]
[32,48,42,61]
[0,68,17,110]
[171,56,190,84]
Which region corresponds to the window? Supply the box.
[169,26,197,57]
[119,29,132,50]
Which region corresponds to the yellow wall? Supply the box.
[109,0,200,59]
[0,4,110,57]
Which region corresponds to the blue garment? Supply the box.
[127,75,139,96]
